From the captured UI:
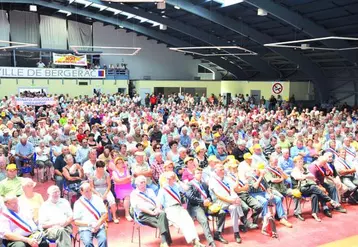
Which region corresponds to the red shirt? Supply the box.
[77,133,86,142]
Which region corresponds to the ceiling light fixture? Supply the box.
[174,5,180,9]
[70,45,141,56]
[159,24,167,30]
[169,46,257,56]
[29,5,37,12]
[257,8,267,16]
[0,40,37,50]
[264,36,358,51]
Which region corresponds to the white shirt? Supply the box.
[83,160,96,178]
[130,188,157,215]
[38,198,72,229]
[238,161,253,183]
[0,207,38,238]
[73,195,106,231]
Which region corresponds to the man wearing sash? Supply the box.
[73,182,108,247]
[186,168,217,247]
[227,162,261,232]
[248,165,292,228]
[308,157,347,217]
[130,175,172,247]
[334,149,358,203]
[0,194,49,247]
[343,137,356,163]
[209,164,243,244]
[38,185,73,247]
[157,171,205,247]
[265,157,304,221]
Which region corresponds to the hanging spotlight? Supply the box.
[157,1,166,9]
[29,5,37,12]
[257,8,267,16]
[159,24,167,30]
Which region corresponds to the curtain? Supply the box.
[0,10,10,42]
[40,15,67,49]
[10,11,40,46]
[68,20,92,51]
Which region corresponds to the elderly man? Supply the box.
[83,149,97,179]
[75,139,91,165]
[174,147,187,180]
[15,135,34,176]
[251,144,268,169]
[38,185,73,246]
[0,164,23,197]
[232,140,250,162]
[209,164,243,243]
[130,175,172,247]
[263,137,277,160]
[0,194,49,247]
[73,182,108,247]
[132,151,158,194]
[157,171,204,247]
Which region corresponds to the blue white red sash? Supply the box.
[228,173,237,183]
[164,186,181,205]
[315,163,325,177]
[326,148,338,157]
[2,210,32,234]
[80,198,101,221]
[267,166,281,177]
[237,180,246,188]
[215,178,230,195]
[137,191,156,206]
[251,176,266,191]
[191,180,207,199]
[338,158,351,170]
[345,147,356,158]
[326,163,334,175]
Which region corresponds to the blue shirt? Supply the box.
[290,146,309,163]
[179,135,191,149]
[75,147,91,165]
[15,142,34,156]
[278,157,294,175]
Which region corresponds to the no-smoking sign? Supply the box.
[272,82,283,94]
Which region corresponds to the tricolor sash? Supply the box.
[237,180,246,188]
[191,180,207,199]
[267,166,281,177]
[326,148,339,157]
[2,210,32,234]
[345,147,356,158]
[137,191,156,206]
[338,158,351,170]
[251,176,266,191]
[315,164,325,177]
[164,186,181,205]
[326,163,334,175]
[215,178,231,195]
[80,198,101,221]
[228,173,237,182]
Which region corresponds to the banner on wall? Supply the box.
[53,53,87,66]
[15,97,56,106]
[0,67,106,79]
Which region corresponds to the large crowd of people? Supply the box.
[0,91,357,247]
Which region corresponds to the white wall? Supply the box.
[92,22,200,80]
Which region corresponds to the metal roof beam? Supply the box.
[166,0,331,102]
[88,0,278,78]
[5,0,248,79]
[244,0,358,66]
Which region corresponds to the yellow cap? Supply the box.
[163,160,174,168]
[184,157,194,164]
[257,163,265,170]
[253,144,262,150]
[208,155,219,162]
[292,189,302,198]
[6,163,17,170]
[243,153,252,160]
[213,133,221,138]
[227,162,238,168]
[195,146,205,153]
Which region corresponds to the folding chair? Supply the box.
[46,233,80,247]
[131,211,158,247]
[285,195,310,216]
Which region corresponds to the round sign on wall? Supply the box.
[272,82,283,94]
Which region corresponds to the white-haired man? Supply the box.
[38,185,73,246]
[130,175,172,247]
[15,135,34,176]
[73,182,108,247]
[0,193,49,247]
[157,171,204,247]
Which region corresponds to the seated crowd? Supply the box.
[0,92,357,247]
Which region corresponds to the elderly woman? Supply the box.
[90,160,119,224]
[18,178,44,223]
[35,141,54,182]
[112,157,133,221]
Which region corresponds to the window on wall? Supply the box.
[15,50,40,67]
[182,87,207,96]
[154,87,180,96]
[0,51,12,66]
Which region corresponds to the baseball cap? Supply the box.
[243,153,252,160]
